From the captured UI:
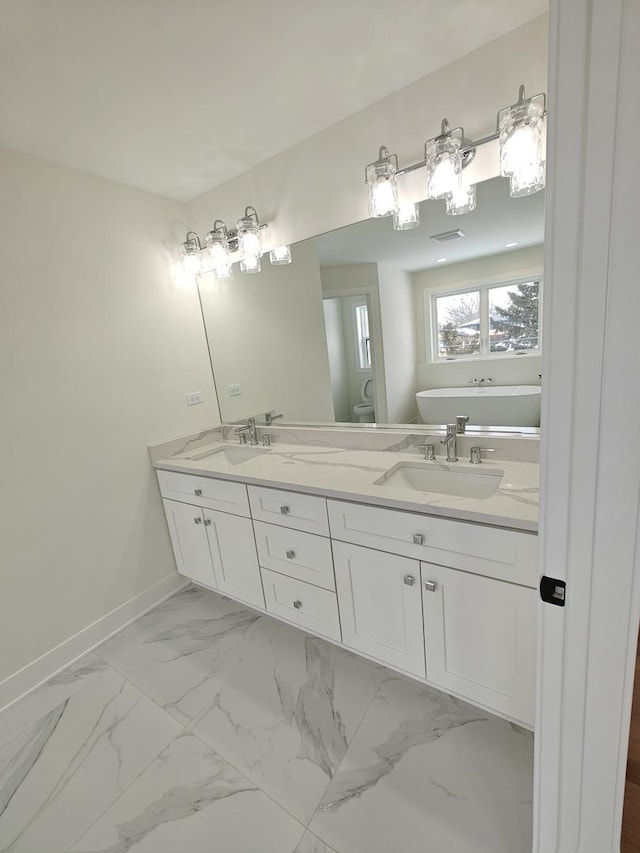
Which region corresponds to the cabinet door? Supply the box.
[204,510,265,609]
[421,563,537,726]
[333,541,425,678]
[162,499,218,588]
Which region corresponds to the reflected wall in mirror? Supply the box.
[197,175,544,430]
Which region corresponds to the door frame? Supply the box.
[535,2,640,849]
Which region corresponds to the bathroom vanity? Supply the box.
[152,428,539,728]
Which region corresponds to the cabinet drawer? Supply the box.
[254,522,335,591]
[261,569,341,642]
[249,486,329,536]
[156,470,249,517]
[328,500,538,587]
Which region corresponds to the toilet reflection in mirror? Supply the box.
[322,295,375,423]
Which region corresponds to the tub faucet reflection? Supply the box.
[440,423,458,462]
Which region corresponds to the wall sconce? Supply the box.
[498,85,546,197]
[393,203,420,231]
[364,84,546,227]
[269,245,292,265]
[180,231,203,275]
[178,205,292,278]
[365,146,399,217]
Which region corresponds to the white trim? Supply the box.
[535,1,640,850]
[0,573,188,714]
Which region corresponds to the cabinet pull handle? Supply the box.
[285,550,296,559]
[424,581,438,593]
[194,517,202,525]
[203,518,211,527]
[293,600,303,609]
[403,575,415,586]
[413,533,425,545]
[280,505,290,515]
[194,489,203,496]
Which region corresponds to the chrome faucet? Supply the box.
[440,423,458,462]
[234,417,258,446]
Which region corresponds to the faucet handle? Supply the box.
[469,447,496,464]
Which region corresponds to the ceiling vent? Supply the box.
[430,229,466,243]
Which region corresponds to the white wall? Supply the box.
[198,239,334,423]
[377,264,417,422]
[322,299,350,421]
[185,17,548,248]
[0,148,219,687]
[414,245,544,392]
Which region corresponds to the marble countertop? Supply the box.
[153,439,539,532]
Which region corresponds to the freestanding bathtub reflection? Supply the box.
[415,385,541,427]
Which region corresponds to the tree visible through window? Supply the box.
[432,278,541,360]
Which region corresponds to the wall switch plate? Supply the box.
[186,391,203,406]
[228,384,241,397]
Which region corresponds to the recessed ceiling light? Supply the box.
[505,241,519,248]
[436,258,448,264]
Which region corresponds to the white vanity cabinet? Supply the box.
[163,498,218,589]
[421,564,537,725]
[157,469,539,727]
[333,541,426,678]
[158,473,264,610]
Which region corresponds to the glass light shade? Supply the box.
[202,231,230,272]
[269,245,292,265]
[499,93,546,197]
[237,218,262,260]
[180,245,202,276]
[393,203,420,231]
[445,182,476,216]
[216,261,233,280]
[366,159,398,217]
[240,254,261,274]
[425,135,463,200]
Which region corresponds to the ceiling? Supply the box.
[0,0,547,202]
[315,176,545,271]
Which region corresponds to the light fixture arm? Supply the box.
[184,230,202,250]
[243,206,260,227]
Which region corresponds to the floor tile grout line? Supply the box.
[60,724,190,853]
[302,668,387,836]
[186,725,309,830]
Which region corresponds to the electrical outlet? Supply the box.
[228,384,241,397]
[186,391,203,406]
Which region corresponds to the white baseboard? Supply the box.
[0,573,189,714]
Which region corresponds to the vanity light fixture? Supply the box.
[201,220,231,274]
[269,245,292,265]
[498,86,546,197]
[445,181,476,216]
[393,203,420,231]
[180,231,203,276]
[365,146,399,217]
[425,120,466,200]
[177,205,289,279]
[364,84,546,226]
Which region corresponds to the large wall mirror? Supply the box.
[197,175,544,431]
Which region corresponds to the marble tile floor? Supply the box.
[0,585,534,853]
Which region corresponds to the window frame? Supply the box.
[428,274,544,363]
[351,297,372,372]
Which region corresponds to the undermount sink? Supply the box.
[184,444,269,465]
[375,461,504,499]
